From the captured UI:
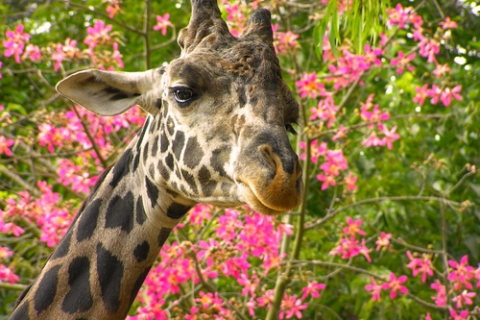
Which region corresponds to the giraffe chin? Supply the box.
[239,183,300,216]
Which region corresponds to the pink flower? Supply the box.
[449,309,469,320]
[320,150,348,176]
[224,3,244,22]
[275,31,299,53]
[381,273,408,299]
[316,173,336,190]
[3,24,30,64]
[386,4,418,29]
[0,136,14,156]
[419,38,440,63]
[51,38,80,71]
[406,251,433,283]
[296,72,325,99]
[332,124,348,141]
[51,43,66,71]
[37,123,71,153]
[430,279,447,307]
[310,96,338,128]
[427,84,442,105]
[440,85,462,107]
[195,291,224,311]
[105,0,121,19]
[375,232,392,251]
[112,42,124,69]
[84,20,113,52]
[299,140,327,164]
[257,289,274,308]
[237,273,260,296]
[279,294,308,319]
[0,264,19,284]
[329,237,361,260]
[153,13,173,36]
[0,222,25,237]
[0,246,13,259]
[448,255,475,290]
[359,239,372,262]
[390,51,416,74]
[439,17,458,29]
[22,44,41,62]
[359,94,390,124]
[301,281,326,299]
[365,277,382,301]
[343,217,365,237]
[433,63,451,77]
[378,124,400,150]
[362,44,383,67]
[413,84,429,105]
[344,172,358,192]
[452,290,476,309]
[361,132,383,148]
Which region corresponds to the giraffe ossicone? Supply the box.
[10,0,303,319]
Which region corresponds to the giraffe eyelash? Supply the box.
[285,124,297,135]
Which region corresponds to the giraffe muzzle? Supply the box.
[237,143,304,216]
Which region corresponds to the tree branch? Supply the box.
[305,196,461,231]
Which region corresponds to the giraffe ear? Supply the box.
[56,68,165,116]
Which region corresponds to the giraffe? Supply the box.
[9,0,303,319]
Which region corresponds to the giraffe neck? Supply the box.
[10,119,193,320]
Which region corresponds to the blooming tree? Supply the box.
[0,0,479,319]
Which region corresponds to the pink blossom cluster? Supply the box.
[358,94,400,150]
[0,135,15,156]
[128,206,324,319]
[1,181,73,247]
[330,217,371,262]
[385,4,463,108]
[422,255,479,320]
[36,105,144,159]
[272,24,300,54]
[58,159,99,195]
[219,0,247,37]
[2,24,32,63]
[365,273,409,301]
[105,0,122,19]
[413,84,462,108]
[325,44,383,90]
[51,38,82,72]
[0,246,18,284]
[1,21,124,71]
[299,140,357,192]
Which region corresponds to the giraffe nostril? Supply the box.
[258,145,277,171]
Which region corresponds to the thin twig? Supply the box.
[0,166,41,197]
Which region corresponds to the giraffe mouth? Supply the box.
[237,179,302,216]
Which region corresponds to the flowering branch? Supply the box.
[305,196,462,231]
[293,259,447,310]
[52,0,145,36]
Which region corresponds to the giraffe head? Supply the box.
[56,0,303,216]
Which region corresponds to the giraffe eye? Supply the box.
[173,87,196,103]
